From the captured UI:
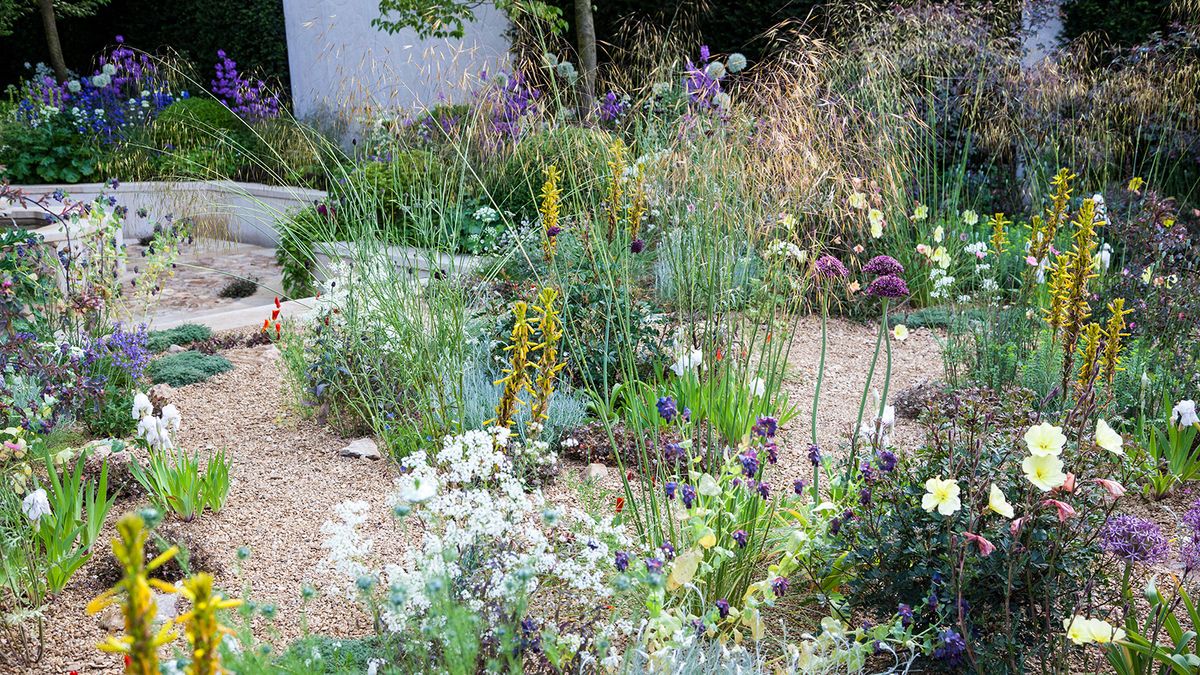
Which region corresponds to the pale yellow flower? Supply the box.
[1022,454,1067,491]
[988,484,1014,519]
[921,477,961,516]
[1023,422,1067,457]
[933,225,944,243]
[913,204,929,221]
[931,246,951,269]
[1094,419,1124,456]
[868,208,885,238]
[1086,618,1126,644]
[962,209,979,226]
[849,192,867,209]
[1064,616,1092,645]
[892,324,909,342]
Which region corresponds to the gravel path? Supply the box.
[28,317,943,673]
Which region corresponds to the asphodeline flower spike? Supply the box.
[177,572,242,675]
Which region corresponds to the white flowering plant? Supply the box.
[321,427,631,671]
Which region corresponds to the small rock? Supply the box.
[340,437,382,460]
[584,463,609,481]
[97,605,123,632]
[167,344,186,354]
[148,383,175,410]
[154,591,179,624]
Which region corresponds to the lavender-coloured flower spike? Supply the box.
[1100,515,1170,564]
[863,255,905,276]
[815,254,849,279]
[866,274,910,299]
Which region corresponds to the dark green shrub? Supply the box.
[145,325,214,353]
[485,126,612,216]
[0,116,107,183]
[147,351,233,386]
[218,277,259,299]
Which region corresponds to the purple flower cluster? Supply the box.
[683,46,724,110]
[1181,501,1200,571]
[807,443,823,465]
[771,576,789,597]
[815,254,849,279]
[739,449,760,478]
[1100,514,1170,565]
[597,91,628,123]
[93,323,151,381]
[934,628,967,667]
[212,50,281,121]
[732,529,749,547]
[866,274,910,299]
[863,255,905,276]
[753,415,778,438]
[490,71,539,140]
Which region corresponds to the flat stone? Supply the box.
[154,591,179,624]
[340,437,382,460]
[584,463,609,481]
[167,344,186,353]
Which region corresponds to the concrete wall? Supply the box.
[281,0,512,122]
[9,181,326,247]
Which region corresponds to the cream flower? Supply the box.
[933,225,944,243]
[1023,422,1067,457]
[962,209,979,226]
[921,477,961,516]
[913,204,929,221]
[21,488,51,523]
[988,484,1014,519]
[1172,400,1199,428]
[1023,454,1067,491]
[132,392,153,420]
[1085,618,1125,644]
[1094,419,1123,456]
[849,192,867,209]
[868,209,885,238]
[1064,615,1092,645]
[892,324,909,342]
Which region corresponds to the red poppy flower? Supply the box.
[615,497,625,514]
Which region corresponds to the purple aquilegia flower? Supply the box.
[614,550,630,572]
[753,415,778,438]
[681,484,697,508]
[793,479,807,495]
[732,529,748,548]
[739,450,760,478]
[665,481,678,500]
[645,557,664,574]
[757,482,771,500]
[866,274,910,299]
[715,598,730,618]
[807,443,823,465]
[1100,515,1170,564]
[877,449,898,472]
[771,576,789,597]
[815,254,849,279]
[863,255,905,276]
[934,628,967,667]
[657,396,678,422]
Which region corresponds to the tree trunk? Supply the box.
[38,0,68,81]
[574,0,597,118]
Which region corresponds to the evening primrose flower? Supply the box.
[962,209,979,226]
[930,246,950,269]
[868,209,885,238]
[1094,419,1124,455]
[849,192,867,209]
[988,484,1014,519]
[1022,454,1067,491]
[892,324,909,342]
[1085,618,1126,644]
[1064,616,1092,644]
[913,205,929,221]
[921,477,961,516]
[933,226,944,243]
[1023,422,1067,456]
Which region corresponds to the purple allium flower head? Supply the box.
[753,415,778,438]
[934,628,967,667]
[614,550,630,572]
[715,598,730,618]
[630,239,645,254]
[657,396,677,422]
[877,449,898,472]
[866,274,910,299]
[732,529,749,547]
[815,254,849,279]
[739,450,760,478]
[771,576,789,597]
[757,482,771,500]
[1101,515,1170,565]
[794,479,807,495]
[681,484,697,508]
[665,481,678,500]
[807,443,823,465]
[863,255,905,276]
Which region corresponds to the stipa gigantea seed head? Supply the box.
[86,513,179,675]
[1101,298,1133,384]
[494,301,535,430]
[988,212,1011,255]
[1077,322,1103,389]
[177,572,241,675]
[539,164,562,264]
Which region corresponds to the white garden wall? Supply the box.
[281,0,512,121]
[9,181,325,247]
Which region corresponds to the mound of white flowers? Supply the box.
[321,426,629,660]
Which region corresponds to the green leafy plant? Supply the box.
[31,453,116,596]
[1137,396,1200,500]
[145,324,214,353]
[130,448,232,521]
[147,351,234,386]
[1108,577,1200,675]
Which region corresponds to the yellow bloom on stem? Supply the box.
[1023,454,1067,491]
[988,484,1014,519]
[921,477,961,516]
[1064,615,1092,644]
[892,324,909,342]
[1086,618,1126,644]
[1023,422,1067,456]
[868,208,884,238]
[1095,419,1124,456]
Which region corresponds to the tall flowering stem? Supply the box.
[529,287,566,429]
[539,165,562,265]
[605,140,627,241]
[1055,198,1101,395]
[988,212,1011,255]
[86,514,179,675]
[1101,299,1132,385]
[811,290,828,499]
[177,572,241,675]
[494,301,535,430]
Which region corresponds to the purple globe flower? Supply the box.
[657,396,678,422]
[630,239,645,254]
[863,255,905,276]
[866,274,910,299]
[898,603,913,627]
[732,529,749,548]
[664,442,687,462]
[1101,515,1170,564]
[815,254,849,279]
[614,550,630,572]
[934,628,967,667]
[771,576,789,597]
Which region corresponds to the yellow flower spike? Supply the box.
[605,139,627,240]
[538,164,562,264]
[178,572,239,675]
[988,212,1011,255]
[528,287,566,430]
[1077,323,1103,389]
[1101,299,1132,384]
[494,301,535,431]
